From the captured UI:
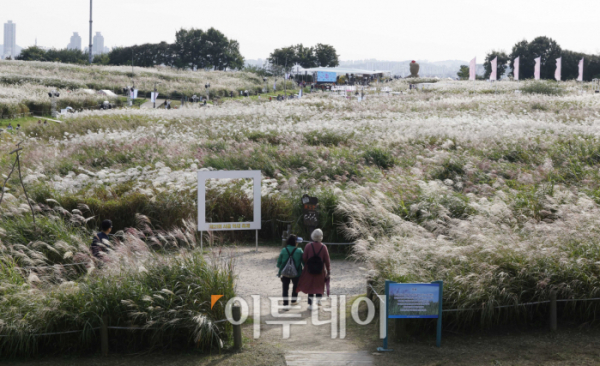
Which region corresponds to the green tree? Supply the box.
[16,46,48,61]
[17,47,88,64]
[202,28,244,70]
[107,27,242,70]
[528,36,562,80]
[293,44,317,68]
[314,44,339,67]
[46,49,87,64]
[268,43,336,69]
[223,39,244,70]
[457,65,469,80]
[483,50,509,79]
[508,40,529,79]
[268,46,297,68]
[509,36,561,80]
[93,53,110,65]
[173,28,207,70]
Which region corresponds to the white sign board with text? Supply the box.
[197,170,262,231]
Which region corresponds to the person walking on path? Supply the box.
[297,229,331,310]
[277,235,304,307]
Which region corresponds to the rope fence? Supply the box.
[261,219,294,223]
[0,319,231,338]
[367,283,600,312]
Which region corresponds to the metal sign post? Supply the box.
[379,280,444,352]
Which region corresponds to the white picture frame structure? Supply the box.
[197,170,262,232]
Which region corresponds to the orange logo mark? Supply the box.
[211,295,224,309]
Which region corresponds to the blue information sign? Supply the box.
[379,280,443,352]
[388,283,440,319]
[317,71,337,83]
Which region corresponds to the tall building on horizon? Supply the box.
[67,32,82,51]
[3,20,16,59]
[92,32,104,55]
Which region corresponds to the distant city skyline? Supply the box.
[2,0,600,63]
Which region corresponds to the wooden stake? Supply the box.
[550,291,557,332]
[232,305,242,350]
[101,315,109,356]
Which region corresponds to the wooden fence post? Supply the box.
[232,305,242,350]
[101,315,109,356]
[550,291,557,332]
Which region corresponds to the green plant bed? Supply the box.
[0,252,235,357]
[0,202,236,358]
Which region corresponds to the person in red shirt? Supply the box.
[297,229,331,310]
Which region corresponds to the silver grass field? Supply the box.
[2,63,600,355]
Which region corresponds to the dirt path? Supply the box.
[226,246,373,364]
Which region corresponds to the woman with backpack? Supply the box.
[277,235,304,307]
[297,229,331,310]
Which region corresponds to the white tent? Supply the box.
[301,67,390,76]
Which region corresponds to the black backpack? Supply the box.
[306,244,324,275]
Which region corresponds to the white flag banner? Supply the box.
[555,57,562,81]
[514,57,520,81]
[273,81,277,91]
[490,57,498,81]
[577,58,584,82]
[151,92,159,103]
[469,57,476,81]
[298,88,302,98]
[534,57,541,80]
[133,89,138,99]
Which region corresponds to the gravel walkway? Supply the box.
[211,246,367,314]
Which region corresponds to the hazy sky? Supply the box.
[3,0,599,62]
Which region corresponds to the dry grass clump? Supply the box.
[338,181,600,329]
[0,198,235,357]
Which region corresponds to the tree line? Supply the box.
[16,47,107,64]
[268,44,339,69]
[478,36,600,81]
[16,28,244,71]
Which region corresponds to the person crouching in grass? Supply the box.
[91,219,113,260]
[277,235,304,308]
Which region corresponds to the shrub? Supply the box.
[363,148,397,169]
[304,131,353,146]
[0,201,236,357]
[521,81,564,95]
[0,252,235,357]
[431,159,465,181]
